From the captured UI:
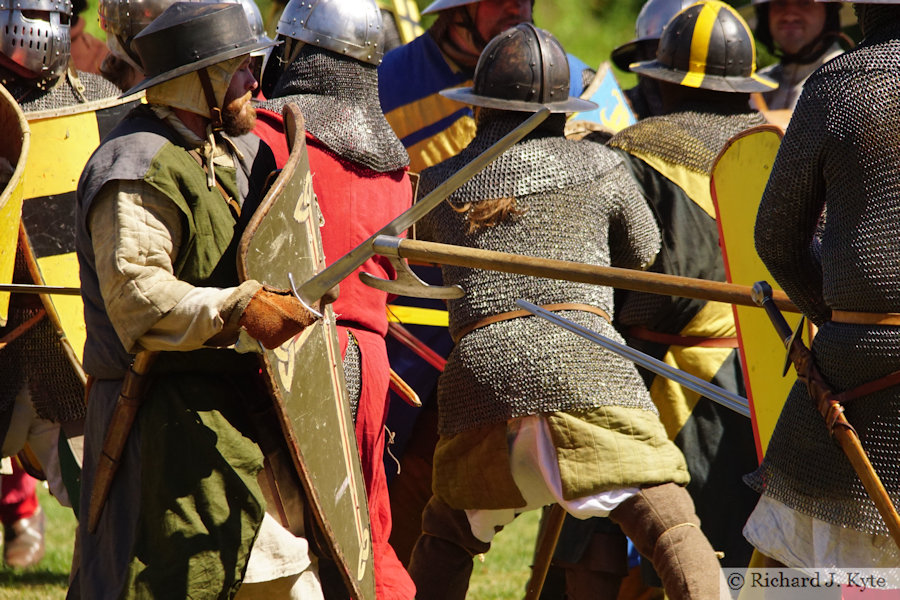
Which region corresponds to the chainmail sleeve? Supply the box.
[754,84,829,325]
[603,161,660,271]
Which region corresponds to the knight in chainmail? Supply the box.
[404,23,726,600]
[253,1,416,597]
[746,4,900,570]
[752,0,847,112]
[602,1,776,587]
[0,0,119,568]
[610,0,695,120]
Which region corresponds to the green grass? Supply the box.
[3,481,542,599]
[0,482,75,600]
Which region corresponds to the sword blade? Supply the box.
[294,108,551,307]
[516,300,751,418]
[0,283,81,295]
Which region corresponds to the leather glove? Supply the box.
[239,286,318,349]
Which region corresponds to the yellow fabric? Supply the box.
[397,111,476,174]
[629,147,716,218]
[432,407,689,510]
[386,305,449,327]
[145,55,245,118]
[649,300,737,440]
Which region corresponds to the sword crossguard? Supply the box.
[288,272,324,320]
[753,281,804,376]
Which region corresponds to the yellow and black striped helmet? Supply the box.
[630,0,777,93]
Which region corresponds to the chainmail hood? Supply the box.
[418,111,607,207]
[608,103,766,175]
[2,69,119,113]
[264,45,409,172]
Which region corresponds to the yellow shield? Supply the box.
[0,85,30,326]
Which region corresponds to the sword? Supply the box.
[88,350,158,533]
[0,283,80,295]
[515,300,751,418]
[752,281,900,551]
[288,108,551,314]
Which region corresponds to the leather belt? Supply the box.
[453,302,611,344]
[831,310,900,326]
[627,326,739,349]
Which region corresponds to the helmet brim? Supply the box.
[441,86,597,114]
[120,37,279,98]
[630,58,778,94]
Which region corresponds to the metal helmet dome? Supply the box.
[99,0,210,66]
[441,23,595,113]
[123,2,276,96]
[631,0,778,93]
[611,0,696,71]
[276,0,383,65]
[0,0,73,84]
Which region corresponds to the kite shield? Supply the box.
[0,85,29,327]
[237,104,374,599]
[711,124,805,460]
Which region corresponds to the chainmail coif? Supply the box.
[263,45,409,173]
[748,14,900,537]
[417,112,662,435]
[2,70,120,114]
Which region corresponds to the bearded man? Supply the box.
[72,4,327,598]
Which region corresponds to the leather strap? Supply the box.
[627,326,739,349]
[453,302,611,344]
[188,150,241,217]
[831,310,900,326]
[833,369,900,405]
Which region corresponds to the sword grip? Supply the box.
[752,281,793,344]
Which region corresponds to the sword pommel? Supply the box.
[751,281,773,308]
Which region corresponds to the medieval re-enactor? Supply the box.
[0,0,120,569]
[608,0,775,576]
[407,23,725,600]
[609,0,695,120]
[253,0,416,597]
[752,0,845,111]
[73,4,327,598]
[746,2,900,569]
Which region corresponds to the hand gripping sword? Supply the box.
[515,300,750,418]
[287,108,551,313]
[752,281,900,551]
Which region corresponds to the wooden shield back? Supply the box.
[19,95,139,376]
[237,104,375,600]
[0,85,30,326]
[711,124,805,461]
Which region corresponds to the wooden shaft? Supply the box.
[524,504,566,600]
[87,350,158,533]
[387,238,800,313]
[833,423,900,551]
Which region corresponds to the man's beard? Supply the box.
[222,91,256,136]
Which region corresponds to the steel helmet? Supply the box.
[0,0,73,84]
[276,0,383,65]
[441,23,595,113]
[631,0,777,93]
[123,2,277,96]
[99,0,210,67]
[611,0,696,71]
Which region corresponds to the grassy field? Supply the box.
[0,482,541,598]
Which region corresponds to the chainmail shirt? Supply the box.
[417,113,661,435]
[5,70,120,113]
[748,15,900,536]
[263,45,409,173]
[610,106,766,328]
